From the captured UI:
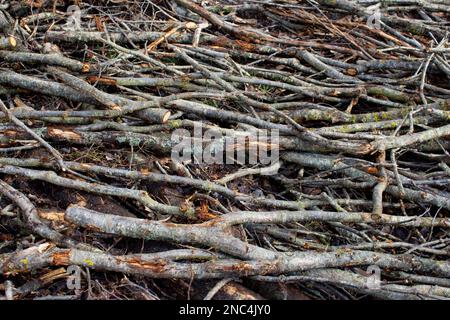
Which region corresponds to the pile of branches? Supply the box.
[0,0,449,300]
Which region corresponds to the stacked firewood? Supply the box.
[0,0,449,300]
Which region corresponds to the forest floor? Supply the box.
[0,0,449,300]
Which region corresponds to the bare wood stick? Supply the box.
[0,98,66,170]
[0,50,89,72]
[0,165,195,218]
[372,124,450,151]
[0,36,16,50]
[372,151,388,215]
[0,179,90,249]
